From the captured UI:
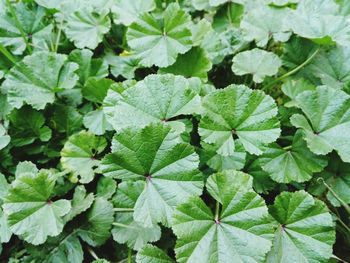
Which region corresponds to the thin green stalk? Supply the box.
[87,246,99,260]
[128,248,132,263]
[6,0,32,54]
[215,201,220,222]
[263,47,320,91]
[282,145,292,151]
[54,20,63,52]
[0,43,17,64]
[318,178,350,215]
[113,207,134,212]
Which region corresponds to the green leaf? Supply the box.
[200,140,246,171]
[246,158,277,194]
[103,74,201,132]
[199,85,280,156]
[309,155,350,207]
[64,185,94,223]
[83,109,112,136]
[159,47,212,81]
[97,177,116,199]
[1,52,79,110]
[291,86,350,162]
[259,130,328,183]
[112,181,161,250]
[136,244,173,263]
[0,124,10,150]
[45,235,83,263]
[105,52,141,80]
[61,131,107,184]
[241,5,291,47]
[231,49,282,83]
[2,170,71,245]
[101,123,203,227]
[68,49,109,87]
[9,106,52,147]
[281,78,316,108]
[126,3,193,67]
[307,46,350,89]
[267,191,336,263]
[0,2,47,55]
[51,105,83,135]
[77,197,114,247]
[0,208,11,244]
[60,3,111,49]
[82,77,114,104]
[111,0,156,26]
[173,170,274,263]
[289,0,350,46]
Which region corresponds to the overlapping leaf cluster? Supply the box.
[0,0,349,262]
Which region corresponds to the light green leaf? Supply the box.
[61,5,111,49]
[173,170,274,263]
[260,130,328,183]
[200,140,246,171]
[68,49,109,87]
[1,52,79,110]
[0,208,11,243]
[97,177,116,199]
[103,74,201,132]
[111,0,156,26]
[136,245,173,263]
[64,185,94,223]
[246,158,277,194]
[105,52,141,79]
[159,47,212,81]
[83,109,112,135]
[232,49,282,83]
[307,46,350,89]
[2,171,71,245]
[291,86,350,162]
[199,85,280,156]
[268,0,299,5]
[101,124,203,227]
[61,131,107,184]
[82,77,114,104]
[0,3,47,55]
[126,3,193,67]
[267,191,335,263]
[112,181,161,250]
[281,78,316,108]
[0,124,10,150]
[77,197,114,247]
[289,0,350,46]
[241,5,291,47]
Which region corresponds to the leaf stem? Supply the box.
[6,0,32,54]
[87,246,99,260]
[263,47,320,91]
[215,201,220,222]
[54,20,63,53]
[128,248,132,263]
[113,207,134,212]
[282,145,292,151]
[318,178,350,215]
[0,43,17,64]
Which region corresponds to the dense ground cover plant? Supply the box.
[0,0,350,262]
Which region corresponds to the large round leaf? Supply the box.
[61,131,107,184]
[126,3,193,67]
[103,74,201,132]
[0,52,79,110]
[199,85,280,156]
[260,130,328,183]
[101,123,203,227]
[2,171,71,245]
[173,170,274,263]
[291,86,350,162]
[267,191,336,263]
